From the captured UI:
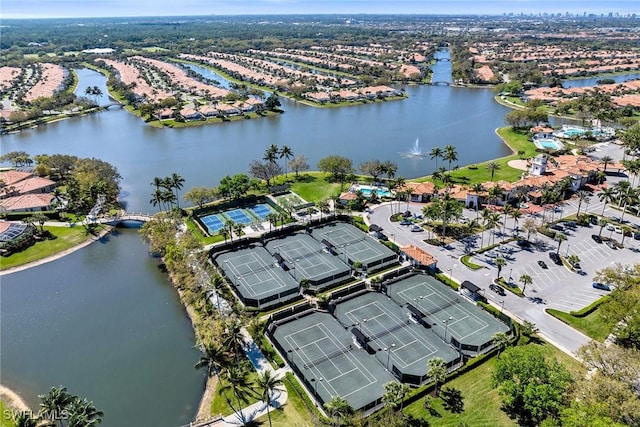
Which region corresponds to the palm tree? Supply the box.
[519,274,532,296]
[495,257,507,279]
[324,396,353,427]
[480,208,492,248]
[510,208,522,235]
[14,412,38,427]
[382,381,411,412]
[219,364,255,426]
[225,220,236,242]
[471,182,486,214]
[492,332,509,358]
[265,213,278,232]
[222,318,246,361]
[169,173,185,208]
[427,357,447,397]
[598,218,608,237]
[600,155,613,172]
[575,190,590,218]
[195,341,228,379]
[256,370,283,427]
[39,386,74,427]
[488,184,503,207]
[554,233,567,254]
[263,144,279,164]
[429,147,442,170]
[502,204,513,235]
[66,398,104,427]
[486,161,501,182]
[598,187,615,216]
[279,145,294,177]
[443,145,458,173]
[487,212,502,245]
[219,227,230,243]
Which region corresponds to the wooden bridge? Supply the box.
[430,81,451,86]
[103,101,124,109]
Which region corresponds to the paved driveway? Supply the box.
[367,197,640,355]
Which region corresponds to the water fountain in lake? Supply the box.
[400,138,426,159]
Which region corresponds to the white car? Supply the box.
[614,226,623,234]
[410,225,423,232]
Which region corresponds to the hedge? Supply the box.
[460,255,483,270]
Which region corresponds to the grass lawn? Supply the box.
[276,172,343,203]
[403,340,585,427]
[257,378,317,427]
[413,127,537,186]
[0,225,107,271]
[185,217,224,245]
[546,306,612,342]
[0,401,16,427]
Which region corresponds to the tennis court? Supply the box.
[265,234,350,291]
[387,274,510,353]
[214,245,299,308]
[333,292,459,381]
[199,213,226,234]
[272,311,395,411]
[225,208,253,225]
[310,222,398,271]
[249,203,276,220]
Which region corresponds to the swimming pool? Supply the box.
[352,184,392,198]
[533,133,565,151]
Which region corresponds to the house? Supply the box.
[179,107,202,121]
[337,191,358,205]
[199,105,218,118]
[398,182,436,203]
[305,92,331,103]
[0,171,55,199]
[0,193,55,212]
[155,108,174,120]
[216,103,241,116]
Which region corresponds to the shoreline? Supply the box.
[0,384,31,413]
[0,226,113,276]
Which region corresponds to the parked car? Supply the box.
[634,232,640,240]
[614,226,623,234]
[589,216,599,225]
[410,225,423,232]
[399,219,412,226]
[550,224,564,232]
[592,282,611,291]
[562,221,577,229]
[606,224,615,231]
[606,240,618,250]
[537,260,548,269]
[489,284,506,296]
[517,240,531,248]
[591,234,602,244]
[548,252,562,265]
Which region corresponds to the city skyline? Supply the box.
[2,0,638,19]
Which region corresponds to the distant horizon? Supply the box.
[2,0,638,20]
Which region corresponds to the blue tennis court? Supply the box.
[200,213,225,233]
[250,203,275,220]
[226,209,252,224]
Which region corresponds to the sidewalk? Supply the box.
[207,328,290,427]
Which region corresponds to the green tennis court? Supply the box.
[214,245,299,308]
[387,274,510,354]
[272,311,395,411]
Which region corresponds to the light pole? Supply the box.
[508,268,513,283]
[565,244,570,258]
[499,300,505,314]
[342,244,350,265]
[443,317,453,343]
[385,344,396,371]
[292,258,300,280]
[447,268,452,282]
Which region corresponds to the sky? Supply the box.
[1,0,638,19]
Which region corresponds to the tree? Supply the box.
[183,186,218,209]
[522,218,537,242]
[66,397,104,427]
[427,357,447,397]
[495,257,507,279]
[248,160,283,187]
[317,155,354,184]
[600,155,613,172]
[14,412,38,427]
[256,370,283,427]
[440,386,464,413]
[195,341,228,379]
[359,159,386,182]
[492,345,573,427]
[279,145,294,177]
[263,144,279,164]
[429,147,442,170]
[422,193,463,243]
[486,161,501,182]
[519,274,533,296]
[443,144,458,173]
[288,155,309,178]
[265,93,281,110]
[219,364,255,426]
[554,233,567,254]
[492,332,509,358]
[168,172,185,208]
[218,174,251,200]
[324,396,353,427]
[39,386,74,427]
[575,190,590,218]
[520,320,538,338]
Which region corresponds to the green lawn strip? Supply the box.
[0,225,107,271]
[0,401,16,427]
[495,277,524,297]
[210,370,262,417]
[546,304,612,342]
[185,217,223,245]
[460,254,483,270]
[413,127,537,185]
